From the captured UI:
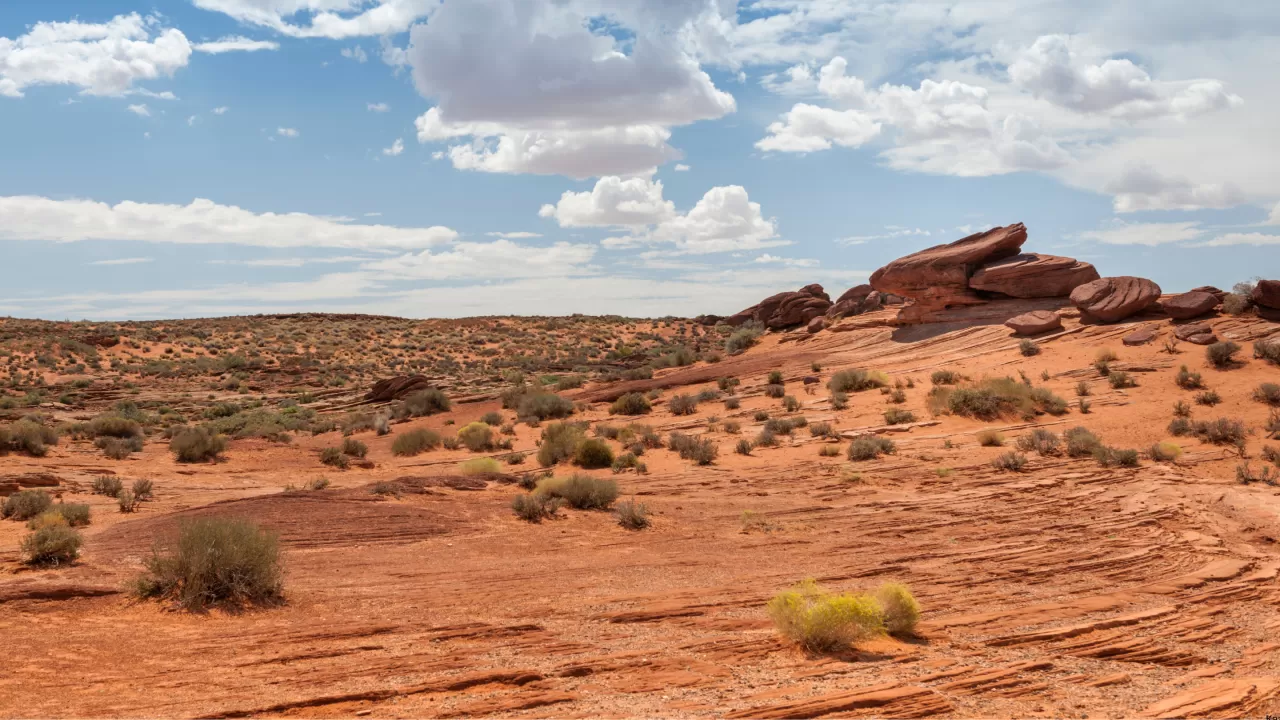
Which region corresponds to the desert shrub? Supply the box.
[634,424,663,448]
[92,475,124,497]
[722,420,741,434]
[766,369,784,385]
[718,376,741,392]
[1261,445,1280,465]
[668,394,698,416]
[117,489,138,513]
[830,369,889,393]
[1078,398,1091,414]
[392,428,440,456]
[754,428,779,448]
[98,436,139,459]
[341,437,368,458]
[303,477,330,491]
[1255,340,1280,365]
[847,435,895,461]
[4,420,59,456]
[1108,371,1137,389]
[1016,428,1060,456]
[21,521,82,565]
[396,388,451,417]
[480,411,504,426]
[1096,348,1118,363]
[764,418,796,435]
[506,452,526,465]
[976,429,1005,446]
[819,444,842,457]
[1148,442,1182,462]
[1206,341,1242,369]
[809,421,835,438]
[170,427,226,463]
[991,451,1027,472]
[517,392,575,422]
[457,421,494,452]
[87,414,144,439]
[1175,365,1204,390]
[1237,462,1279,486]
[1094,446,1139,467]
[763,383,786,399]
[1029,387,1069,415]
[1267,410,1280,439]
[883,408,916,425]
[1223,293,1253,315]
[783,395,801,412]
[723,396,741,410]
[133,517,283,611]
[511,493,562,522]
[616,499,650,530]
[753,410,771,422]
[736,438,753,455]
[1075,381,1092,397]
[931,370,962,385]
[1173,400,1192,417]
[460,457,502,475]
[1196,390,1222,406]
[875,582,921,635]
[1193,418,1249,448]
[574,438,615,469]
[555,374,586,391]
[767,579,885,652]
[725,324,762,354]
[44,503,91,527]
[888,389,907,404]
[1064,427,1103,457]
[611,392,651,415]
[537,421,587,467]
[829,391,849,410]
[320,447,348,469]
[1168,417,1193,436]
[611,451,639,473]
[536,474,618,510]
[1253,383,1280,406]
[929,377,1047,421]
[1018,339,1041,357]
[370,480,400,497]
[3,489,52,521]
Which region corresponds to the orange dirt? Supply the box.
[2,307,1280,718]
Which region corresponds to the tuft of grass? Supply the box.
[735,438,753,455]
[1108,371,1138,389]
[511,493,562,522]
[1018,339,1041,357]
[976,429,1005,447]
[1075,381,1092,397]
[1195,390,1222,406]
[1093,446,1139,467]
[535,474,618,510]
[847,435,895,461]
[931,370,962,385]
[170,427,226,463]
[991,451,1027,472]
[1148,441,1182,462]
[616,499,650,530]
[392,428,441,456]
[829,369,889,393]
[882,408,916,425]
[610,393,652,416]
[1206,341,1242,369]
[341,437,367,458]
[1175,365,1204,389]
[1253,383,1280,406]
[460,457,502,475]
[875,582,921,635]
[133,517,283,611]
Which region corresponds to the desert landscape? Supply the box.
[1,224,1279,718]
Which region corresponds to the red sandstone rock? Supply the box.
[1123,328,1158,346]
[1251,279,1280,309]
[1189,286,1227,302]
[727,284,832,330]
[806,316,825,334]
[969,253,1099,298]
[1069,276,1162,323]
[1160,291,1219,320]
[367,375,434,402]
[869,224,1027,314]
[1004,310,1061,335]
[1174,323,1218,345]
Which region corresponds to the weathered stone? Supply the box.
[1004,310,1062,335]
[806,316,825,334]
[727,284,832,330]
[826,285,882,320]
[1251,279,1280,309]
[1189,285,1227,302]
[367,375,434,402]
[1069,276,1162,323]
[969,253,1099,298]
[1123,328,1158,346]
[1174,323,1218,345]
[869,223,1027,315]
[694,314,723,326]
[1160,291,1219,320]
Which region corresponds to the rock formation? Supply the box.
[1004,310,1062,336]
[825,284,883,320]
[1252,280,1280,309]
[1160,291,1219,320]
[726,284,832,330]
[1069,276,1162,323]
[869,224,1027,317]
[969,253,1099,298]
[1174,323,1218,345]
[1123,328,1158,346]
[367,375,434,402]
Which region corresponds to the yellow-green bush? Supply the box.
[457,421,494,452]
[459,457,502,475]
[767,579,884,652]
[875,582,921,635]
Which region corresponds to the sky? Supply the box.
[1,0,1278,321]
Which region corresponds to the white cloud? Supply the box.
[193,36,279,54]
[760,64,819,96]
[486,231,542,239]
[753,254,816,267]
[1268,203,1280,226]
[132,88,177,101]
[191,0,439,39]
[367,102,389,112]
[127,103,151,117]
[673,164,690,172]
[382,137,404,156]
[340,45,368,63]
[756,102,881,152]
[837,227,932,244]
[1105,164,1245,213]
[363,240,597,281]
[187,115,197,126]
[1079,220,1203,246]
[0,195,457,249]
[89,257,152,266]
[1198,232,1280,247]
[212,255,375,267]
[277,127,299,138]
[0,13,190,98]
[539,176,675,228]
[213,106,229,114]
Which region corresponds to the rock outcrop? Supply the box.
[1069,276,1162,323]
[1174,323,1218,345]
[367,375,434,402]
[727,284,832,330]
[1004,310,1061,336]
[826,284,882,319]
[1189,286,1227,302]
[870,224,1027,317]
[1160,291,1219,320]
[1251,280,1280,309]
[1123,328,1158,346]
[694,314,723,326]
[806,316,825,334]
[969,253,1100,298]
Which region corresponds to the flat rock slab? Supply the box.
[1070,276,1162,323]
[1174,323,1218,345]
[1161,291,1219,319]
[1123,328,1159,346]
[1005,310,1062,335]
[970,253,1099,298]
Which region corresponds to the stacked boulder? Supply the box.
[725,284,832,330]
[1160,290,1220,320]
[825,284,883,320]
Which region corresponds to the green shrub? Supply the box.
[1206,341,1242,369]
[725,324,762,354]
[1065,426,1103,457]
[875,582,921,635]
[4,420,59,456]
[535,474,618,510]
[1196,390,1222,406]
[1093,446,1139,467]
[830,369,889,393]
[87,414,144,439]
[3,489,52,521]
[460,457,502,475]
[1168,417,1193,436]
[92,475,124,497]
[511,493,562,522]
[847,435,895,461]
[976,429,1004,447]
[133,517,283,611]
[320,447,348,469]
[1108,371,1137,389]
[1253,383,1280,406]
[44,503,91,527]
[392,428,441,456]
[610,393,652,415]
[517,392,575,422]
[1255,340,1280,366]
[574,438,615,469]
[616,499,650,530]
[668,393,698,416]
[1018,339,1041,356]
[764,418,796,435]
[883,408,916,425]
[767,579,886,652]
[396,388,451,417]
[1016,428,1060,456]
[764,383,785,399]
[931,370,962,385]
[341,437,368,458]
[457,421,495,452]
[480,411,504,425]
[170,427,226,463]
[537,421,587,467]
[611,451,639,473]
[98,436,140,459]
[21,521,82,565]
[1192,418,1249,448]
[1175,365,1204,389]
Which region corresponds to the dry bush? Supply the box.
[928,377,1060,421]
[1206,341,1242,369]
[883,408,916,425]
[396,388,451,418]
[1148,442,1182,462]
[1093,446,1139,467]
[1018,339,1041,357]
[610,393,651,415]
[668,394,699,416]
[21,518,82,566]
[3,489,52,521]
[392,428,440,456]
[319,447,348,469]
[764,383,786,398]
[830,369,889,393]
[457,421,495,452]
[517,392,575,422]
[875,582,921,635]
[341,437,368,458]
[991,451,1027,472]
[1196,390,1222,406]
[535,474,618,510]
[1108,371,1138,389]
[616,499,650,530]
[1255,340,1280,366]
[976,429,1005,447]
[1064,426,1103,457]
[767,579,904,652]
[1253,383,1280,406]
[847,435,895,461]
[133,517,283,611]
[3,420,60,457]
[92,475,124,497]
[511,493,562,522]
[170,427,226,463]
[1016,428,1060,456]
[1175,365,1204,389]
[459,457,502,475]
[537,421,587,467]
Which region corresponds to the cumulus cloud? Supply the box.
[539,176,675,228]
[1198,232,1280,247]
[756,102,881,152]
[277,127,299,137]
[753,254,816,267]
[382,137,404,156]
[0,195,457,249]
[486,231,542,239]
[1078,220,1204,246]
[0,13,191,98]
[193,36,280,54]
[408,0,735,178]
[362,240,597,281]
[190,0,439,39]
[127,104,150,117]
[1105,164,1245,213]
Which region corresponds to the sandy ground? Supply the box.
[2,307,1280,718]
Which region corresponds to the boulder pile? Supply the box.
[726,284,832,330]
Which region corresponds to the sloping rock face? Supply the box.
[727,284,832,330]
[1004,310,1061,335]
[1160,291,1219,320]
[826,284,882,319]
[1252,280,1280,309]
[1069,276,1162,323]
[367,375,433,402]
[870,224,1027,315]
[969,253,1099,298]
[1189,286,1227,302]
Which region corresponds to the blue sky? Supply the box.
[1,0,1277,320]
